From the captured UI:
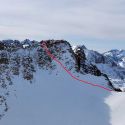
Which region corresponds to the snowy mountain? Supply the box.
[0,39,125,125]
[74,45,125,91]
[104,49,125,68]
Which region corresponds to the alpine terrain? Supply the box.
[0,39,125,125]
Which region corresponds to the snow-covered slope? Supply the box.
[0,64,112,125]
[0,40,112,125]
[74,45,125,91]
[0,39,125,125]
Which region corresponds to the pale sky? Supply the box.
[0,0,125,52]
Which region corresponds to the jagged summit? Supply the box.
[74,45,87,50]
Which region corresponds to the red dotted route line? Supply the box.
[41,42,113,92]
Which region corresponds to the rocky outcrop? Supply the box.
[74,45,125,91]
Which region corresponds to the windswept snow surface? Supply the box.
[0,64,112,125]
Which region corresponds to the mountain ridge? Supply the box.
[0,39,124,120]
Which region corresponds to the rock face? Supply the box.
[74,45,125,91]
[74,46,102,76]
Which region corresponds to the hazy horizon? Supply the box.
[0,0,125,52]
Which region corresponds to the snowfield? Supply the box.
[0,40,125,125]
[1,66,111,125]
[0,61,124,125]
